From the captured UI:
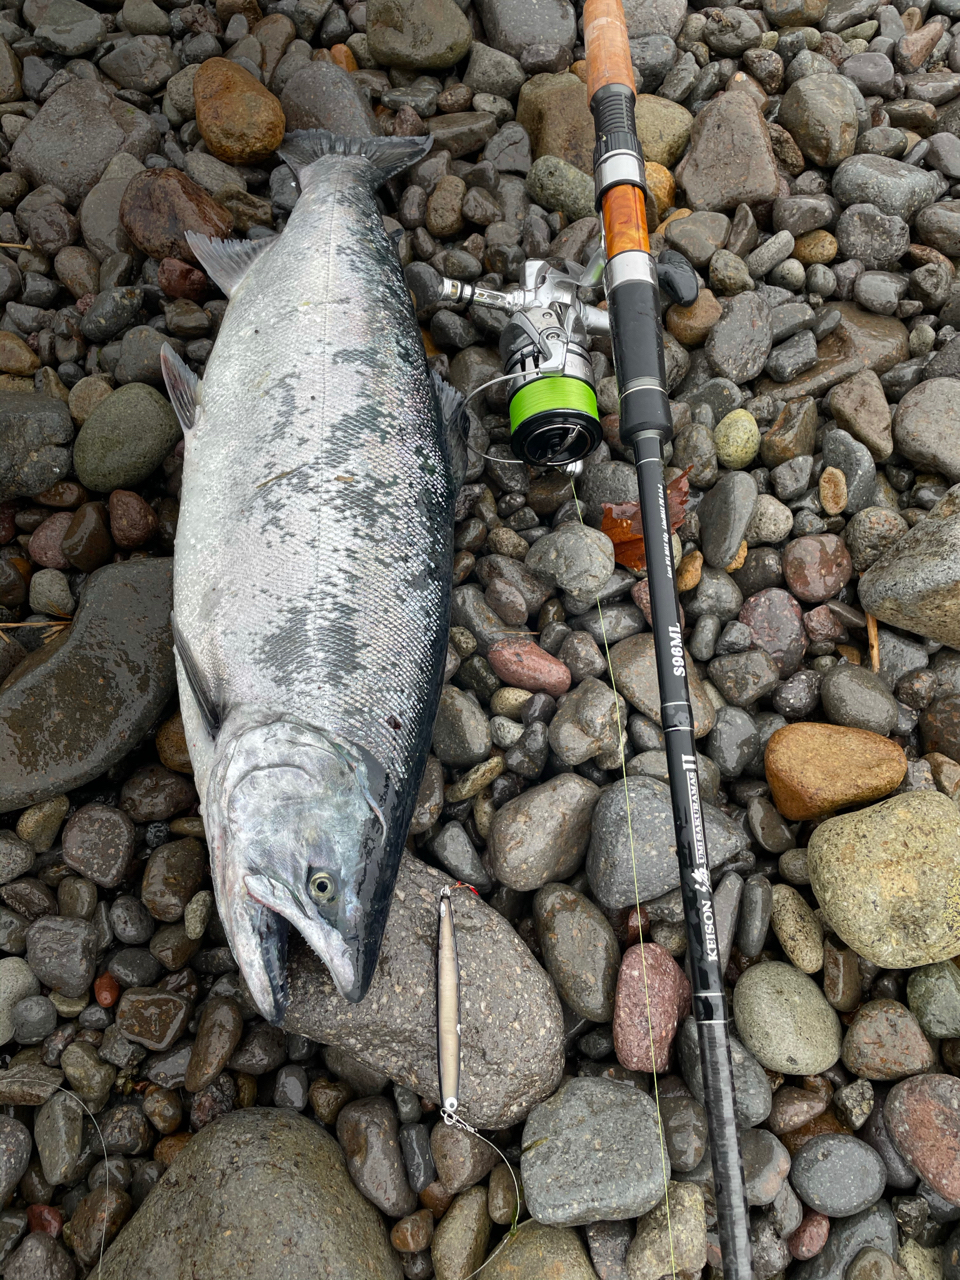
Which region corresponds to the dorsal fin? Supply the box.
[186,231,272,298]
[432,370,468,488]
[161,344,201,433]
[171,613,222,740]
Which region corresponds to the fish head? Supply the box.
[206,718,398,1023]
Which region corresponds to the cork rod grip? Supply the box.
[584,0,634,102]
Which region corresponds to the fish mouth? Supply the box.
[244,872,376,1005]
[249,901,290,1026]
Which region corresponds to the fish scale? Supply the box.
[165,131,465,1020]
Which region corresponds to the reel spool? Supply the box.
[499,305,602,467]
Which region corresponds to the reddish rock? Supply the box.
[26,1204,63,1236]
[781,534,853,603]
[487,638,571,697]
[95,972,121,1007]
[613,941,691,1072]
[154,1131,192,1165]
[884,1074,960,1203]
[158,257,209,301]
[803,604,847,644]
[27,512,73,569]
[739,587,807,676]
[119,168,232,265]
[841,998,935,1080]
[788,1211,830,1260]
[390,1208,435,1253]
[779,1106,850,1156]
[108,490,160,549]
[193,58,285,165]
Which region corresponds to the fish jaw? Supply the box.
[205,713,400,1017]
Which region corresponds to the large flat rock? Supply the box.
[94,1109,401,1280]
[0,558,175,812]
[283,853,565,1128]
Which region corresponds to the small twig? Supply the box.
[0,618,71,645]
[0,242,29,250]
[866,612,880,673]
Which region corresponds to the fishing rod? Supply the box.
[583,1,753,1274]
[432,4,752,1267]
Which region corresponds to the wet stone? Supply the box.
[521,1077,666,1226]
[140,838,205,923]
[61,804,136,890]
[431,1122,497,1195]
[115,987,191,1052]
[742,1127,791,1206]
[841,999,935,1080]
[533,882,619,1022]
[25,917,96,998]
[884,1075,960,1205]
[336,1096,416,1218]
[400,1122,436,1194]
[613,941,691,1073]
[185,995,243,1093]
[791,1134,888,1217]
[660,1094,708,1174]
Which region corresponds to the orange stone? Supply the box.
[156,710,192,774]
[571,60,588,83]
[645,161,675,222]
[677,549,703,592]
[487,638,571,697]
[193,57,285,165]
[765,722,907,821]
[330,43,357,72]
[154,1132,192,1165]
[779,1105,850,1157]
[94,973,120,1007]
[666,287,722,346]
[726,540,748,571]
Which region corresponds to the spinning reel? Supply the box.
[438,248,698,469]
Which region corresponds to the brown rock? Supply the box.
[516,72,595,174]
[193,58,285,165]
[431,1123,498,1194]
[819,466,847,516]
[140,837,205,923]
[143,1083,182,1134]
[613,941,691,1072]
[884,1074,960,1202]
[156,710,192,773]
[216,0,261,25]
[761,397,818,467]
[765,722,908,820]
[781,533,852,603]
[757,303,909,400]
[119,168,232,265]
[70,1187,132,1267]
[27,512,73,570]
[391,1209,434,1253]
[921,694,960,763]
[829,369,893,461]
[793,230,837,264]
[779,1106,849,1156]
[767,1085,828,1136]
[61,501,112,573]
[253,13,295,83]
[425,174,466,238]
[667,288,723,346]
[158,257,209,302]
[0,332,39,376]
[841,999,935,1080]
[184,995,244,1092]
[115,987,191,1051]
[822,938,861,1012]
[674,92,780,212]
[108,489,159,549]
[308,1076,353,1124]
[788,1211,830,1260]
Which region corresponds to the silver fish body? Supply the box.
[166,131,465,1022]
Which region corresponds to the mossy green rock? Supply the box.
[634,95,693,168]
[906,960,960,1038]
[732,960,842,1075]
[714,408,761,469]
[476,1221,598,1279]
[525,154,595,222]
[808,790,960,968]
[73,382,179,491]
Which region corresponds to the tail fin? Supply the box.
[279,129,433,189]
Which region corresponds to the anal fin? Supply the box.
[186,230,272,298]
[161,344,201,433]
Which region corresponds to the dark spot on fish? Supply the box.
[387,715,401,732]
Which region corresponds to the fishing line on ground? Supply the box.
[573,489,680,1280]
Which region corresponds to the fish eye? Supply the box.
[308,870,337,904]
